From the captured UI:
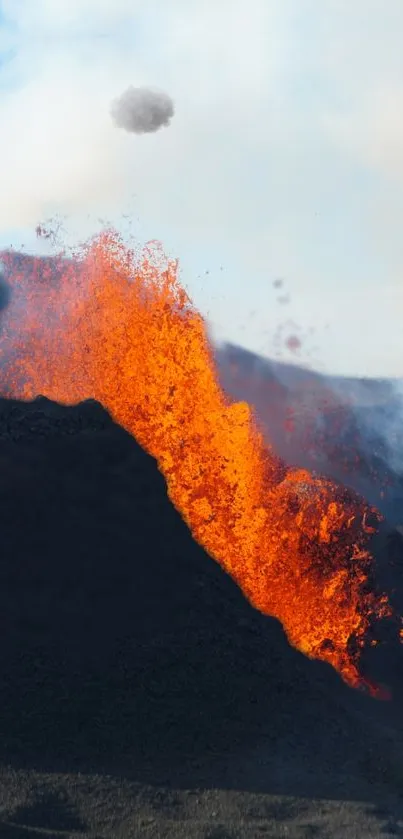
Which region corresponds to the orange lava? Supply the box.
[0,231,394,694]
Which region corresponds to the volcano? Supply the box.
[0,395,402,837]
[0,235,399,693]
[0,236,403,836]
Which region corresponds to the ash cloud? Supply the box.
[354,379,403,478]
[110,86,175,135]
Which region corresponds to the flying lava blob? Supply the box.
[0,230,398,696]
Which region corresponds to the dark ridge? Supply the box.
[0,395,402,826]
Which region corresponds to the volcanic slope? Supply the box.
[0,397,403,838]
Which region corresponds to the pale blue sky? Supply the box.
[0,1,402,377]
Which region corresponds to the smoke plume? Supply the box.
[110,86,175,135]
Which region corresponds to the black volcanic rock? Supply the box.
[0,396,403,835]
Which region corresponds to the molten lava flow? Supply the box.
[0,231,395,694]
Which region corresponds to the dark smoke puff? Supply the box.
[0,264,11,312]
[110,86,175,134]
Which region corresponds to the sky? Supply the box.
[0,1,402,378]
